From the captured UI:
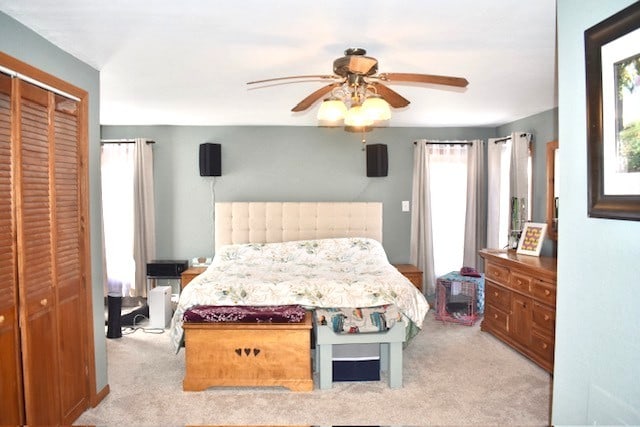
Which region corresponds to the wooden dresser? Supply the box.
[478,249,557,373]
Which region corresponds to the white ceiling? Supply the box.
[0,0,557,127]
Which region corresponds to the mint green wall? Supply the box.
[101,125,498,263]
[554,0,640,424]
[103,113,558,264]
[0,13,108,393]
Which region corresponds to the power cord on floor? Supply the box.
[121,313,165,335]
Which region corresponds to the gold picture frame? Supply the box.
[516,222,547,256]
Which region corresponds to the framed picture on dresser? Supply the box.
[516,222,547,256]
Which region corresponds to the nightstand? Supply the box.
[181,266,207,290]
[394,264,423,292]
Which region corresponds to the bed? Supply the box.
[170,202,430,391]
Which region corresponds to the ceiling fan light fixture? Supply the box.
[362,94,391,121]
[344,105,374,128]
[317,97,347,126]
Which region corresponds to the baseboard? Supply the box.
[92,384,110,408]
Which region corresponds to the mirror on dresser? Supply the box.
[546,141,558,240]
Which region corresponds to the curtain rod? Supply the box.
[100,139,155,144]
[493,132,528,143]
[492,137,511,143]
[414,140,474,145]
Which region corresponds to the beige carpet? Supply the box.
[76,311,552,426]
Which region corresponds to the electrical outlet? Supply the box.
[402,201,410,212]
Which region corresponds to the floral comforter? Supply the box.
[170,237,430,351]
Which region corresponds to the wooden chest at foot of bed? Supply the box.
[182,311,313,392]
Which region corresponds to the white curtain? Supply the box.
[411,141,479,296]
[101,139,155,298]
[101,144,135,297]
[133,138,156,297]
[510,133,532,232]
[463,140,485,267]
[410,142,435,295]
[486,132,532,249]
[487,137,510,249]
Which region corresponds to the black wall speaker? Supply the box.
[199,143,221,176]
[366,143,388,177]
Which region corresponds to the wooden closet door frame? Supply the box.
[0,68,25,426]
[0,51,98,414]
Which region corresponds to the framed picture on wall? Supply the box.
[585,1,640,221]
[517,222,547,256]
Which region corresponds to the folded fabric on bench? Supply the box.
[315,304,401,334]
[183,304,307,323]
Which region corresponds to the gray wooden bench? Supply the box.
[314,320,406,389]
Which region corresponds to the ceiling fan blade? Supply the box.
[291,83,342,112]
[370,82,410,108]
[247,75,339,85]
[377,72,469,88]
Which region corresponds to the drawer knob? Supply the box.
[40,299,48,307]
[541,343,548,350]
[493,314,498,319]
[0,315,4,324]
[544,314,550,321]
[494,291,499,297]
[544,289,551,296]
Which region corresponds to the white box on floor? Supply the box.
[148,286,172,329]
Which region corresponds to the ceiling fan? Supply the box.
[247,47,469,128]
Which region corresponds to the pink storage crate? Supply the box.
[435,278,478,326]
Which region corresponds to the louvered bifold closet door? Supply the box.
[53,93,89,424]
[15,80,60,424]
[0,74,24,425]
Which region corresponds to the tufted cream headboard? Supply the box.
[215,202,382,251]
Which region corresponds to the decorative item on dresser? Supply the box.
[478,249,557,373]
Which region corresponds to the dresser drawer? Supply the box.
[531,328,555,363]
[484,304,509,335]
[532,301,555,333]
[531,279,556,306]
[485,282,511,311]
[509,271,532,293]
[485,263,510,286]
